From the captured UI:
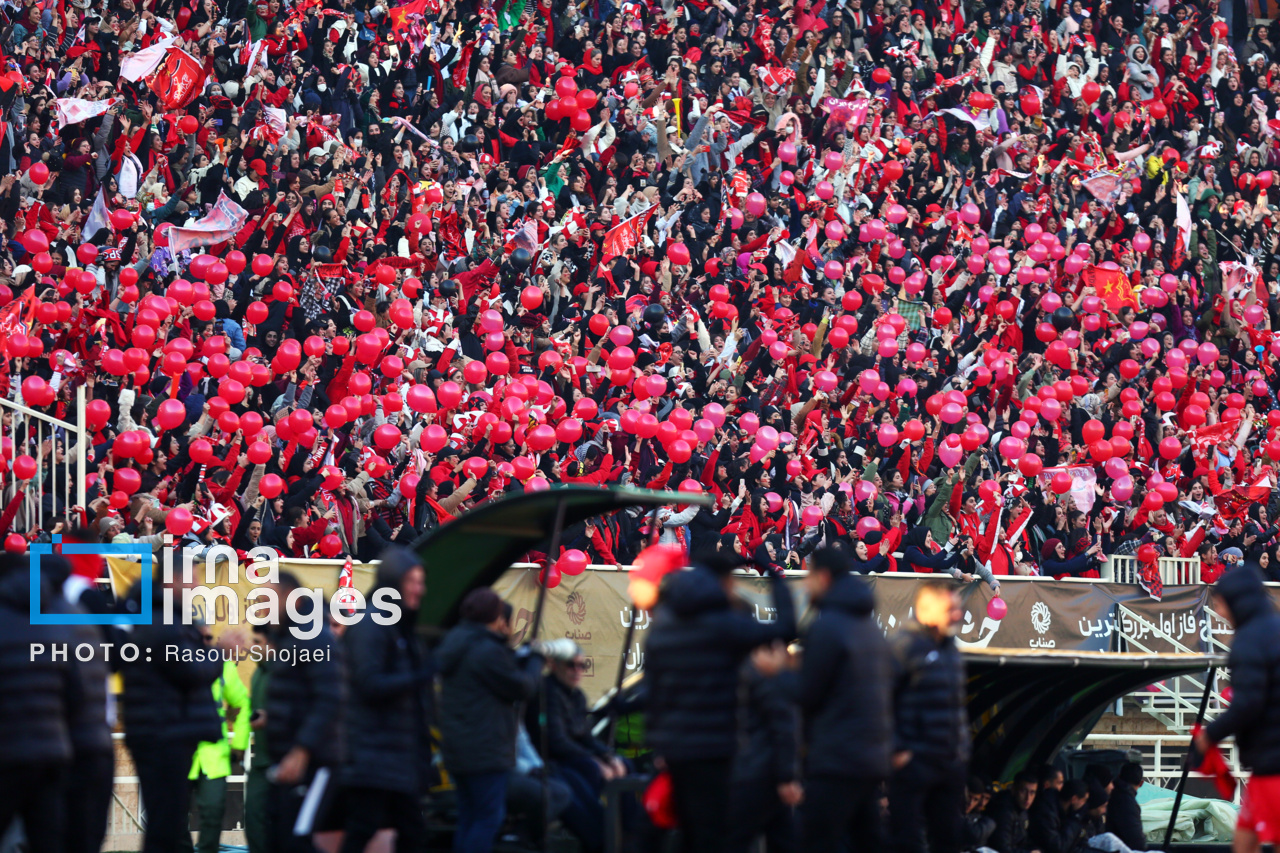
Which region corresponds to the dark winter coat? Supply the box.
[265,595,345,768]
[341,555,435,794]
[0,567,81,766]
[791,572,891,779]
[1205,567,1280,774]
[732,663,799,784]
[988,789,1034,853]
[644,568,796,762]
[435,621,542,776]
[527,674,611,775]
[118,581,223,745]
[888,620,969,763]
[1106,781,1146,851]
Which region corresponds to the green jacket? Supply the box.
[189,659,251,780]
[921,454,981,544]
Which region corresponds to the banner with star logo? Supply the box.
[1081,265,1138,312]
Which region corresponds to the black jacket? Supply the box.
[436,621,542,776]
[1028,790,1087,853]
[988,790,1033,853]
[1106,782,1146,851]
[341,558,434,794]
[644,568,796,762]
[888,621,969,763]
[118,581,223,745]
[0,568,81,766]
[265,597,345,768]
[528,674,610,774]
[732,663,799,784]
[1205,567,1280,774]
[790,572,891,779]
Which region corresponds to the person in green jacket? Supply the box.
[183,655,251,853]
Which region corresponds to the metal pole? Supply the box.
[1163,666,1217,849]
[530,498,567,853]
[529,499,567,642]
[76,385,87,510]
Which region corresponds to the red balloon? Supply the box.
[12,455,36,480]
[114,467,142,495]
[166,507,194,535]
[259,474,285,499]
[560,549,589,576]
[318,534,343,557]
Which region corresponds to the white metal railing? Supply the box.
[519,560,1211,583]
[1102,556,1202,585]
[1,385,89,533]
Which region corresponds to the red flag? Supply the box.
[1081,265,1138,312]
[1216,471,1273,521]
[602,205,657,263]
[387,0,429,33]
[146,47,206,110]
[1192,725,1237,799]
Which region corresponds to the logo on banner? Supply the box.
[1032,601,1052,635]
[566,591,587,625]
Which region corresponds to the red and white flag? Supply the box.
[146,47,207,110]
[54,97,118,128]
[602,205,657,262]
[168,192,249,254]
[120,37,176,82]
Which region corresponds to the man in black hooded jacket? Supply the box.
[644,551,797,853]
[337,547,433,853]
[888,580,968,853]
[792,547,892,852]
[1196,567,1280,853]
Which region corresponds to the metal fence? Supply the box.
[1102,555,1203,586]
[1,385,89,532]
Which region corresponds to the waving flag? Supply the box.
[145,47,206,110]
[1081,265,1138,312]
[168,192,249,254]
[54,97,118,127]
[120,37,176,81]
[602,205,657,263]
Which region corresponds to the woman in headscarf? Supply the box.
[900,525,961,575]
[1126,45,1160,102]
[1040,536,1103,578]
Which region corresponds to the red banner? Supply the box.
[1081,265,1138,312]
[602,205,656,263]
[146,47,206,111]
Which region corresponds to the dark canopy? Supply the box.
[965,649,1224,781]
[413,485,712,628]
